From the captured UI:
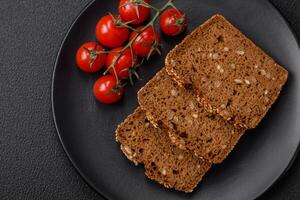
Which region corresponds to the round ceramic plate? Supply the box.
[52,0,300,199]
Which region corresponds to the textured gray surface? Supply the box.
[0,0,299,199]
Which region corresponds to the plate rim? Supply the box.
[51,1,110,199]
[51,0,300,199]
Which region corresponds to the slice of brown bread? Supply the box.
[116,107,211,193]
[137,69,245,164]
[165,14,288,129]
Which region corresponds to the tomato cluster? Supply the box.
[76,0,187,104]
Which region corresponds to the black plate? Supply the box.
[52,0,300,199]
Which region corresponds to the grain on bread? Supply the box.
[165,14,288,128]
[116,107,211,193]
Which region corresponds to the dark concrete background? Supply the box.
[0,0,299,199]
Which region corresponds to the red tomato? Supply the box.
[159,8,187,36]
[76,42,106,73]
[119,0,151,25]
[95,15,129,48]
[93,75,124,104]
[106,47,137,79]
[129,26,160,57]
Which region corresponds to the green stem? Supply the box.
[103,0,176,86]
[141,1,159,11]
[116,20,139,32]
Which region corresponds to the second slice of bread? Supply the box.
[138,69,245,164]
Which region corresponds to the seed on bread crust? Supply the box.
[122,145,132,156]
[264,90,269,95]
[234,79,243,84]
[214,81,221,88]
[223,47,229,52]
[244,79,251,85]
[171,89,178,96]
[212,53,219,59]
[161,168,167,176]
[236,50,245,55]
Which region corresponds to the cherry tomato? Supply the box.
[93,75,124,104]
[119,0,151,25]
[76,42,107,73]
[106,47,137,79]
[129,26,160,57]
[159,8,187,36]
[96,15,129,48]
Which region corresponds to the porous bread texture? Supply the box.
[116,107,211,193]
[137,69,245,164]
[165,14,288,129]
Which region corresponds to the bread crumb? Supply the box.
[254,65,258,69]
[223,47,229,52]
[220,104,226,109]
